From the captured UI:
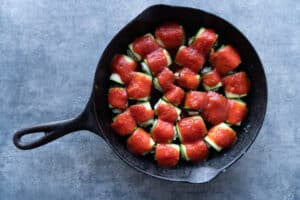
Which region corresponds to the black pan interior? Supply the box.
[93,5,267,183]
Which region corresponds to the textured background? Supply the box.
[0,0,299,199]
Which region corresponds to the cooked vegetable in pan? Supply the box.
[108,23,250,167]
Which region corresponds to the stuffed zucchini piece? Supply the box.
[110,54,137,85]
[126,72,152,101]
[202,69,222,91]
[111,110,137,136]
[204,123,237,152]
[175,68,201,90]
[180,140,209,162]
[128,33,160,61]
[209,45,241,75]
[127,128,155,155]
[153,67,175,92]
[129,102,154,127]
[143,48,172,75]
[151,119,176,144]
[163,85,185,106]
[155,144,180,167]
[154,98,181,123]
[227,99,248,126]
[108,87,128,113]
[155,23,185,49]
[175,45,205,73]
[202,91,229,125]
[184,91,208,115]
[189,27,218,55]
[176,116,207,143]
[222,72,250,98]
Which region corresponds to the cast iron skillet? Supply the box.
[13,4,267,183]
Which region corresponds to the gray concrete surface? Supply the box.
[0,0,299,199]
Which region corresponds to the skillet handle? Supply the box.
[13,105,99,150]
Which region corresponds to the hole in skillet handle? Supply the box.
[13,119,78,150]
[13,101,101,150]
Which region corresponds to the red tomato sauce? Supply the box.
[152,120,174,143]
[222,72,250,95]
[108,88,128,109]
[145,48,168,75]
[177,117,207,143]
[127,128,153,155]
[209,45,241,75]
[111,111,136,136]
[163,85,185,105]
[155,144,179,167]
[203,91,229,125]
[175,46,205,73]
[126,73,152,99]
[184,140,208,162]
[155,23,184,49]
[156,68,175,91]
[156,103,178,123]
[190,28,217,55]
[202,70,222,87]
[129,104,154,123]
[184,91,208,110]
[176,68,200,90]
[111,54,137,84]
[132,35,160,58]
[208,125,236,148]
[227,100,248,125]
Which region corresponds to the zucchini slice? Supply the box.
[163,49,172,66]
[180,144,189,161]
[150,119,158,134]
[141,62,152,75]
[153,78,163,92]
[188,27,205,45]
[175,123,183,142]
[154,98,181,119]
[109,73,124,85]
[141,137,155,156]
[203,82,223,91]
[225,91,247,99]
[139,119,155,127]
[128,43,142,61]
[128,33,155,61]
[136,102,154,126]
[155,37,165,47]
[174,45,186,66]
[204,136,222,152]
[138,101,152,110]
[173,126,178,141]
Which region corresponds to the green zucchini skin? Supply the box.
[180,144,189,161]
[225,91,247,99]
[141,62,152,75]
[153,78,163,92]
[204,136,222,152]
[203,82,222,91]
[109,73,124,85]
[134,102,154,127]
